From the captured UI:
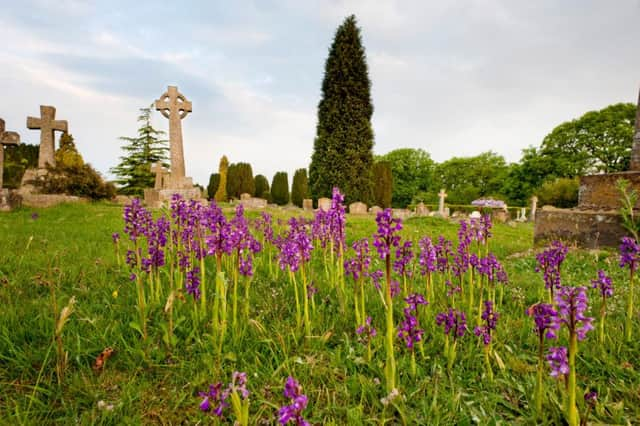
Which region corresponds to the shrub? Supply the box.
[271,172,289,205]
[291,168,309,207]
[537,178,579,208]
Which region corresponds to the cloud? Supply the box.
[1,0,639,190]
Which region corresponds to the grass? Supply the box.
[0,202,639,425]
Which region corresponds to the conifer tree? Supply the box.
[271,171,289,205]
[254,174,270,199]
[215,155,229,202]
[207,173,220,199]
[291,168,309,207]
[309,15,375,204]
[110,106,168,196]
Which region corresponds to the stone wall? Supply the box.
[579,171,640,210]
[534,207,625,248]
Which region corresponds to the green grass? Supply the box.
[0,202,639,425]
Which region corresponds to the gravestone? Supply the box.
[144,86,201,207]
[534,86,640,247]
[438,189,448,217]
[470,210,482,219]
[318,197,331,212]
[150,162,169,190]
[369,206,382,215]
[530,196,538,223]
[240,196,267,209]
[27,105,68,169]
[415,202,428,216]
[393,208,412,220]
[302,199,313,211]
[520,207,527,222]
[0,118,22,211]
[349,202,367,215]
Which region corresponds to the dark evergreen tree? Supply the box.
[291,168,309,207]
[110,106,168,196]
[226,163,240,199]
[226,162,255,198]
[207,173,220,199]
[271,171,289,206]
[372,161,392,208]
[254,174,270,199]
[309,15,375,205]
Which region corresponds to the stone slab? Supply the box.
[21,193,87,208]
[534,208,625,248]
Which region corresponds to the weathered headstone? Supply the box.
[530,196,538,223]
[302,199,313,211]
[240,196,267,209]
[27,105,68,169]
[369,206,382,215]
[469,210,482,219]
[0,118,21,189]
[520,207,527,222]
[415,202,428,216]
[393,208,412,220]
[438,189,448,217]
[349,201,367,215]
[155,86,192,188]
[318,197,331,212]
[150,162,168,190]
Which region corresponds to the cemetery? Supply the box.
[1,5,639,425]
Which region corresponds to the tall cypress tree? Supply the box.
[291,168,309,207]
[309,15,375,204]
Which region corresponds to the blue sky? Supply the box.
[2,0,639,186]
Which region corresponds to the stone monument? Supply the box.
[302,199,313,211]
[438,189,448,217]
[1,118,22,211]
[27,105,68,169]
[144,85,201,208]
[534,86,640,247]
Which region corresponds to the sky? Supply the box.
[1,0,639,186]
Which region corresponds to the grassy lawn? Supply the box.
[0,202,638,425]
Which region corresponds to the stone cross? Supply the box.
[530,196,538,222]
[438,189,448,216]
[631,87,640,171]
[27,105,68,169]
[150,162,167,190]
[155,86,192,182]
[0,118,21,188]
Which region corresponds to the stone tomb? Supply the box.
[534,87,640,248]
[144,86,201,208]
[349,201,367,215]
[0,118,22,211]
